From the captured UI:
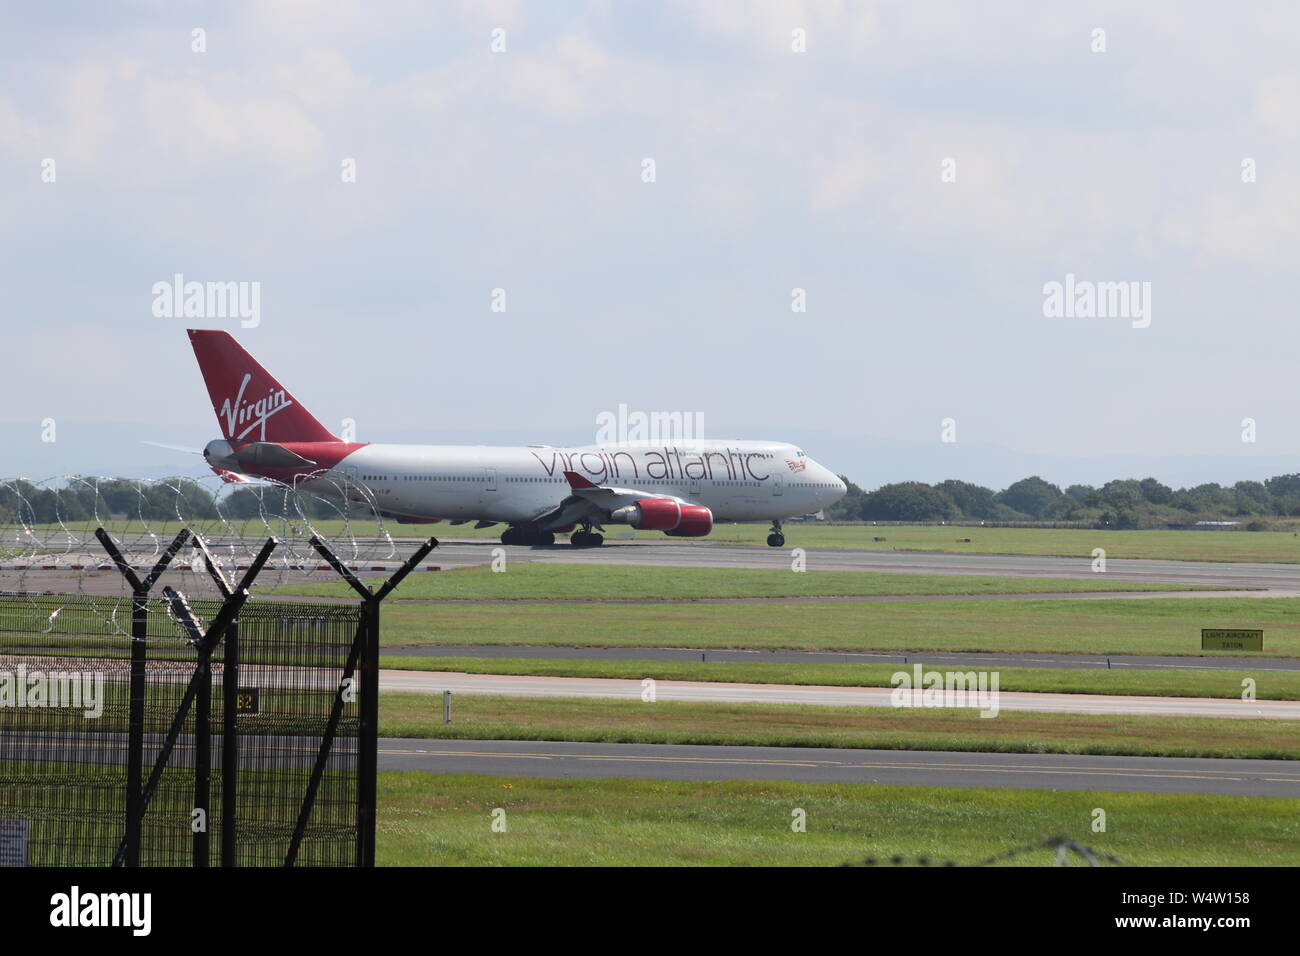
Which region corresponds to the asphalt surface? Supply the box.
[380,643,1300,671]
[13,732,1291,797]
[377,738,1300,797]
[393,538,1300,589]
[378,669,1300,719]
[14,535,1300,592]
[386,590,1269,604]
[0,731,348,771]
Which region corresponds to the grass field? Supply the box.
[275,563,1210,601]
[382,656,1300,699]
[380,692,1300,759]
[381,596,1300,657]
[375,772,1300,866]
[30,519,1300,562]
[701,523,1300,562]
[363,519,1300,562]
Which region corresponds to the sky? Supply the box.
[1,1,1298,489]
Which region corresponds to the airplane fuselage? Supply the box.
[316,439,845,525]
[187,329,847,544]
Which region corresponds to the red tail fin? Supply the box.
[188,330,338,443]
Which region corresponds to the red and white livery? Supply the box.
[187,330,846,547]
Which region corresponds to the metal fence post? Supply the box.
[302,534,436,869]
[222,618,239,867]
[126,587,147,867]
[194,656,211,867]
[191,532,276,868]
[96,526,190,868]
[357,599,379,867]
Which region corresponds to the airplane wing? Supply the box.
[143,440,258,484]
[529,470,690,532]
[227,441,318,468]
[142,440,205,456]
[561,470,684,507]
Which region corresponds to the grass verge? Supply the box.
[376,772,1300,866]
[380,693,1300,759]
[273,563,1212,601]
[381,596,1300,657]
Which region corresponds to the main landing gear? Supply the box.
[570,523,604,548]
[500,526,555,546]
[500,520,604,547]
[766,520,785,548]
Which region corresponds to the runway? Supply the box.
[378,669,1300,719]
[13,536,1300,593]
[354,538,1300,590]
[380,643,1300,671]
[377,738,1300,797]
[8,732,1289,797]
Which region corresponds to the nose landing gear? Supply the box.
[766,520,785,548]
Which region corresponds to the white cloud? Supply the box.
[1253,72,1300,139]
[2,1,1299,467]
[675,0,878,55]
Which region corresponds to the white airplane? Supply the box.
[186,330,847,547]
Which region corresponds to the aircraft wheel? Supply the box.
[539,531,555,546]
[766,533,785,547]
[501,527,521,546]
[588,533,604,547]
[570,531,590,547]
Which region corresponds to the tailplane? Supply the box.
[187,330,338,443]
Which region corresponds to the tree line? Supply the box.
[10,473,1300,530]
[0,479,342,525]
[825,474,1300,528]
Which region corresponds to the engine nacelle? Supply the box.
[663,504,713,537]
[203,439,237,469]
[611,497,682,531]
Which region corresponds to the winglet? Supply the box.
[563,470,599,490]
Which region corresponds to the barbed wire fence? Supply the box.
[0,473,425,635]
[841,836,1128,867]
[1,473,439,866]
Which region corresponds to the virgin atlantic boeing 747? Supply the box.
[185,330,846,547]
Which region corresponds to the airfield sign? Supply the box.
[1201,629,1264,651]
